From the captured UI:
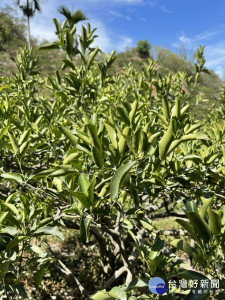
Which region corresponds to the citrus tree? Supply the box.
[0,13,225,300]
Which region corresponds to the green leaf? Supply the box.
[199,197,214,219]
[207,153,220,164]
[63,152,80,165]
[140,220,153,232]
[173,97,180,118]
[18,129,31,146]
[3,203,19,216]
[79,174,90,194]
[0,261,10,278]
[66,29,73,54]
[72,192,90,209]
[93,147,104,168]
[186,212,211,243]
[118,127,130,154]
[76,144,92,156]
[185,124,202,134]
[170,239,194,257]
[86,124,101,149]
[53,18,60,33]
[80,215,92,244]
[35,226,64,240]
[49,166,76,177]
[34,265,46,288]
[89,113,98,126]
[4,226,18,235]
[158,120,174,159]
[149,238,164,259]
[117,107,130,126]
[8,133,18,154]
[1,173,23,183]
[90,290,114,300]
[161,96,169,119]
[167,133,209,156]
[31,168,56,180]
[0,212,8,225]
[132,128,144,153]
[185,200,197,212]
[61,59,75,70]
[220,205,225,225]
[182,155,202,163]
[74,129,92,145]
[59,126,78,146]
[157,114,168,126]
[19,140,30,158]
[149,132,161,144]
[6,236,28,250]
[4,213,20,227]
[175,219,197,239]
[207,208,221,234]
[109,286,127,300]
[126,278,148,291]
[129,100,138,124]
[0,85,11,92]
[31,245,44,255]
[88,47,99,67]
[180,104,190,116]
[105,123,117,149]
[39,43,60,50]
[88,175,95,204]
[110,161,136,200]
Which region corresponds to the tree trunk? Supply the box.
[27,15,31,50]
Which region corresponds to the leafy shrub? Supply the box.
[0,12,225,300]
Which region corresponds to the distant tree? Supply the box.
[0,6,26,54]
[15,0,42,50]
[157,47,193,75]
[136,40,151,58]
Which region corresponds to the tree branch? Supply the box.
[55,259,89,299]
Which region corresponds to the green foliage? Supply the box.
[1,11,225,300]
[136,40,151,58]
[0,6,26,54]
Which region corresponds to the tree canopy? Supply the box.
[136,40,151,58]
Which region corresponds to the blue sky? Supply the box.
[1,0,225,78]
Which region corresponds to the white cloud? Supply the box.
[116,36,133,51]
[108,10,123,18]
[204,44,225,78]
[139,17,147,22]
[86,0,144,3]
[178,30,222,49]
[113,0,144,3]
[172,27,225,78]
[108,10,132,21]
[148,0,157,6]
[160,5,173,14]
[30,17,56,42]
[91,20,133,52]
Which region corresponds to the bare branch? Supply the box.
[56,259,89,299]
[102,266,128,289]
